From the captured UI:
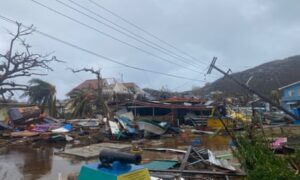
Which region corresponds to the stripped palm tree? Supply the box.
[22,78,57,116]
[66,89,96,118]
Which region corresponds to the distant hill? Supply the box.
[199,55,300,97]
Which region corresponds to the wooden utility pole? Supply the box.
[207,57,299,121]
[71,68,106,114]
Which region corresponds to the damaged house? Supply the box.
[67,79,146,103]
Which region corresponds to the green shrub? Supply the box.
[294,150,300,166]
[234,135,298,180]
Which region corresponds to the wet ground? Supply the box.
[0,134,230,180]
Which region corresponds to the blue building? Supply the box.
[279,81,300,114]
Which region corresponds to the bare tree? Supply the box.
[0,22,58,101]
[70,67,112,118]
[71,68,102,99]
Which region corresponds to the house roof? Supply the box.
[122,82,137,89]
[75,79,108,89]
[67,79,108,95]
[127,101,212,110]
[278,81,300,90]
[67,79,142,96]
[112,82,130,94]
[122,82,147,95]
[161,97,205,103]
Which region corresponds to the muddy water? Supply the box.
[0,144,88,180]
[0,135,230,180]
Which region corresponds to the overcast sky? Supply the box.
[1,0,300,100]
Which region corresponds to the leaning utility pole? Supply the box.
[207,57,299,121]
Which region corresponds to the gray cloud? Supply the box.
[0,0,300,99]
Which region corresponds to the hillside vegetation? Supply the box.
[199,55,300,97]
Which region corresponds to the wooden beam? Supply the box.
[179,145,192,171]
[149,169,246,177]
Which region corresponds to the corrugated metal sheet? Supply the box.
[143,160,178,170]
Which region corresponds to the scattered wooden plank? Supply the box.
[143,148,186,154]
[179,145,192,171]
[149,169,246,177]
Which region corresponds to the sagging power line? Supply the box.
[88,0,208,66]
[0,15,208,83]
[31,0,206,75]
[62,0,206,69]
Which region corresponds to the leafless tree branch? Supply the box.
[0,22,59,100]
[70,67,101,77]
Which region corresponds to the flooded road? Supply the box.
[0,135,230,180]
[0,145,88,180]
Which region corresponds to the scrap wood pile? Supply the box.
[0,106,106,145]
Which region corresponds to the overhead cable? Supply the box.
[64,0,207,68]
[89,0,208,66]
[32,0,205,74]
[0,15,207,83]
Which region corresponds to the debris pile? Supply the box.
[0,106,84,145]
[0,105,181,146]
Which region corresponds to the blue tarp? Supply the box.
[117,116,136,134]
[63,124,72,131]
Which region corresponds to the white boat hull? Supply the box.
[137,121,167,135]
